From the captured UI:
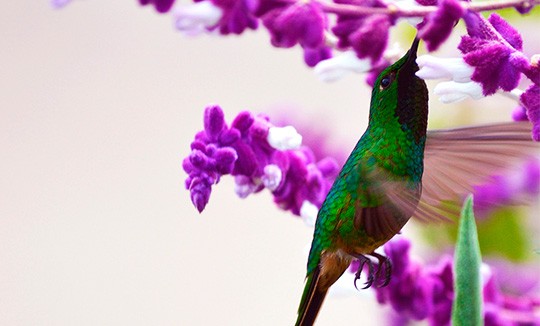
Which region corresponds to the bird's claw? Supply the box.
[353,254,375,290]
[372,252,392,287]
[352,253,393,290]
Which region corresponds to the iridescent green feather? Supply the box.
[305,42,427,274]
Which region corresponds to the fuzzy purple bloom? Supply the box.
[459,12,529,96]
[372,236,540,326]
[332,0,392,63]
[349,14,391,63]
[183,105,340,215]
[256,0,329,66]
[139,0,176,13]
[512,106,528,122]
[415,0,438,5]
[418,0,464,52]
[522,58,540,86]
[304,46,333,68]
[521,85,540,141]
[210,0,258,34]
[483,269,540,325]
[258,0,326,48]
[373,237,450,323]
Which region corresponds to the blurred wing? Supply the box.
[417,121,538,220]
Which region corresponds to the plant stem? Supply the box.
[321,0,540,17]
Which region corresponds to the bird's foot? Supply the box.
[352,254,375,290]
[352,253,393,290]
[371,252,392,287]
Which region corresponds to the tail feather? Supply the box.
[295,266,327,326]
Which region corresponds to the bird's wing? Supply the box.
[418,121,537,221]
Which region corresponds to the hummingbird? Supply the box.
[295,38,538,325]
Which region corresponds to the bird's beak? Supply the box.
[405,37,420,66]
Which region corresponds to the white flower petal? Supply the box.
[434,81,484,103]
[300,200,318,227]
[267,126,302,150]
[314,51,371,83]
[173,1,223,36]
[233,175,257,198]
[416,55,474,83]
[262,164,282,191]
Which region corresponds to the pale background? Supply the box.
[0,1,533,325]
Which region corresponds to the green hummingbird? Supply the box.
[295,38,537,325]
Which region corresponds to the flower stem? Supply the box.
[320,0,540,18]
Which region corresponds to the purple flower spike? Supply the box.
[521,85,540,141]
[459,12,529,96]
[375,237,437,321]
[184,104,340,215]
[488,13,523,51]
[349,14,390,63]
[259,0,327,50]
[189,175,213,212]
[211,0,259,34]
[204,104,226,141]
[332,0,393,64]
[418,0,464,52]
[371,236,540,325]
[139,0,176,13]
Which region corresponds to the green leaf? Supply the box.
[452,195,482,326]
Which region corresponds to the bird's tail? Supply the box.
[295,266,327,326]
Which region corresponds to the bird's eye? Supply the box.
[380,76,391,88]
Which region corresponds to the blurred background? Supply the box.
[0,1,537,325]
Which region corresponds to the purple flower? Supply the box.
[374,237,441,322]
[210,0,259,34]
[522,56,540,86]
[473,158,540,217]
[521,84,540,141]
[332,0,392,64]
[256,0,329,66]
[415,0,437,5]
[459,12,530,96]
[512,105,528,122]
[418,0,465,52]
[175,0,258,35]
[258,0,327,48]
[304,46,332,68]
[183,104,340,216]
[372,236,540,325]
[349,14,391,63]
[483,263,540,325]
[139,0,176,13]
